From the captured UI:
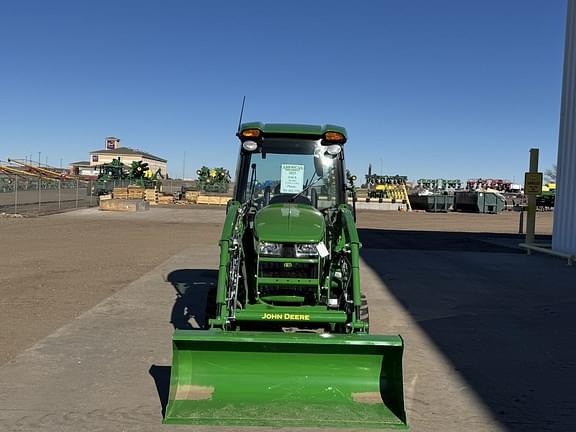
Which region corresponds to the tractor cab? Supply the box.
[231,123,355,312]
[234,122,349,212]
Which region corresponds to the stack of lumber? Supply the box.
[184,191,200,203]
[196,195,230,206]
[355,188,369,200]
[127,186,145,200]
[144,189,159,204]
[100,199,149,212]
[113,187,129,199]
[157,194,174,205]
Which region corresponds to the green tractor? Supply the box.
[93,158,128,195]
[165,123,407,429]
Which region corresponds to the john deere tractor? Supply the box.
[165,123,407,429]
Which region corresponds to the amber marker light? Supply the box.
[324,131,345,142]
[241,129,261,138]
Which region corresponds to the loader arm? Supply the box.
[338,204,366,331]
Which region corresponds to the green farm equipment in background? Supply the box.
[164,123,407,429]
[196,166,231,193]
[128,160,164,187]
[128,160,149,180]
[97,158,127,183]
[537,182,556,210]
[93,158,162,195]
[92,158,128,195]
[361,172,411,209]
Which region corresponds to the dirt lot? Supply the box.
[0,207,552,366]
[1,206,572,432]
[0,207,224,365]
[358,209,553,234]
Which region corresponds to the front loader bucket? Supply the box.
[164,330,407,429]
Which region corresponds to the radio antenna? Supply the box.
[237,96,246,132]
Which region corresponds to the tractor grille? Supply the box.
[258,261,318,279]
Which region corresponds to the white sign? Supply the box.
[280,164,305,193]
[316,242,329,258]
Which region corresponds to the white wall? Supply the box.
[552,0,576,255]
[80,167,99,176]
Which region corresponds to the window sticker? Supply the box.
[280,164,305,193]
[316,242,329,258]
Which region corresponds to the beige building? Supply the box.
[69,161,99,177]
[89,137,168,177]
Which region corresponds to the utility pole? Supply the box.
[38,151,41,167]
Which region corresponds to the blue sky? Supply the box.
[0,1,567,182]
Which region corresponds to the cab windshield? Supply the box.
[238,138,342,210]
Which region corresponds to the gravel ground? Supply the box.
[0,207,224,365]
[0,206,572,432]
[0,207,552,366]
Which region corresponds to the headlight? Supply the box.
[258,242,282,256]
[295,243,319,257]
[242,140,258,151]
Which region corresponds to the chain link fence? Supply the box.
[0,175,98,216]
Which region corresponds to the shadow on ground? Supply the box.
[359,228,549,252]
[149,365,171,418]
[165,269,217,330]
[150,269,218,419]
[359,228,576,432]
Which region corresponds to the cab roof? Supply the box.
[238,122,347,140]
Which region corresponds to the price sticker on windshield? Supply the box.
[280,164,305,193]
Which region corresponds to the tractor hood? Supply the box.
[254,203,325,243]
